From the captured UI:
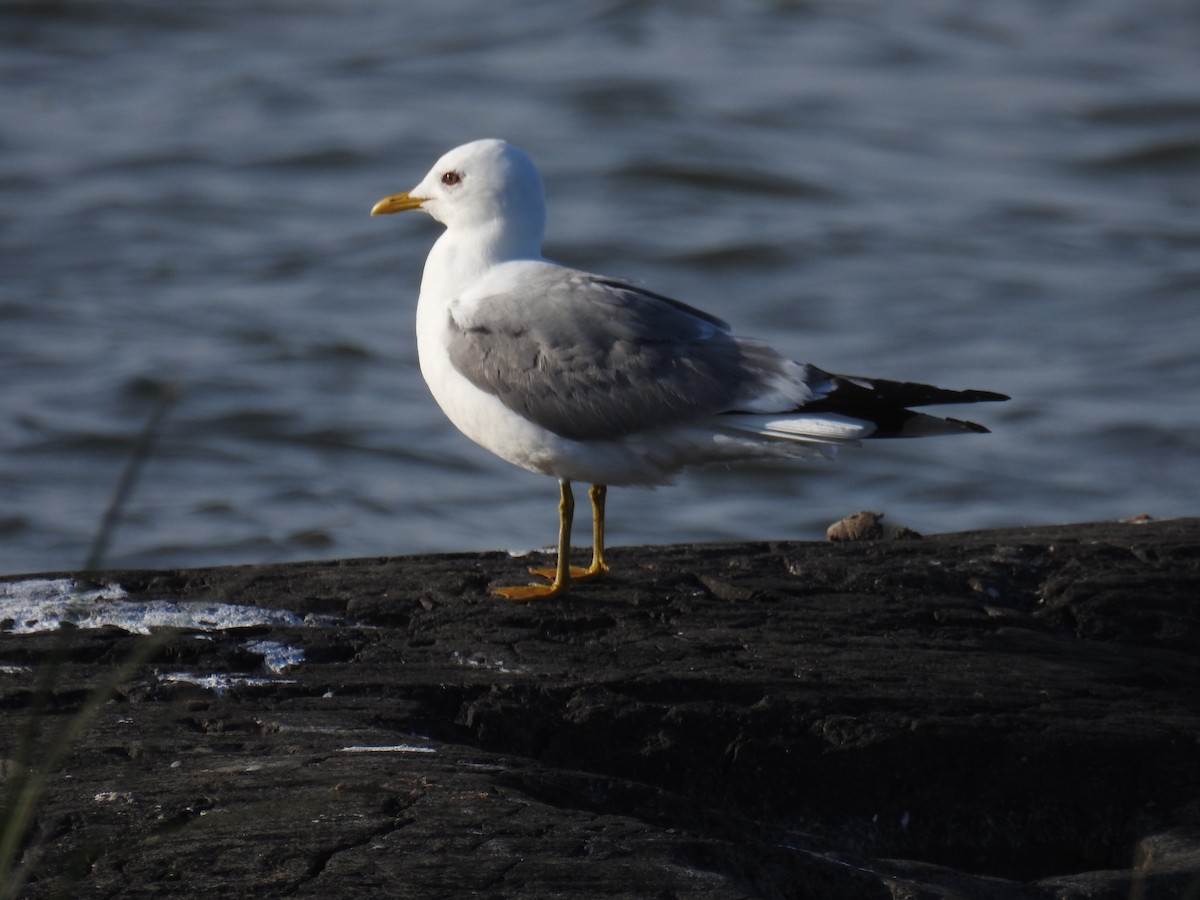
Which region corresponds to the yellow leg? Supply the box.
[495,479,574,601]
[582,483,609,579]
[529,483,609,582]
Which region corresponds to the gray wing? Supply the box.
[445,268,787,441]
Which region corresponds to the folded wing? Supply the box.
[446,264,1007,444]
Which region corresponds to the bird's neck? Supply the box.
[420,220,541,300]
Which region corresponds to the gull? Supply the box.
[372,139,1007,601]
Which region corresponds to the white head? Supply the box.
[371,139,546,256]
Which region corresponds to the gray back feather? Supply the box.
[446,272,785,441]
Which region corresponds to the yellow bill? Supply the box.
[370,192,427,216]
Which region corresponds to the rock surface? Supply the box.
[2,517,1199,899]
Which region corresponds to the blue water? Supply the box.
[2,0,1198,575]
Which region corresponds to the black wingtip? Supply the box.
[807,369,1011,412]
[967,390,1010,403]
[947,416,992,434]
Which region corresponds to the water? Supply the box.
[2,0,1198,576]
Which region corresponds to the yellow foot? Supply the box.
[527,563,608,582]
[494,581,568,602]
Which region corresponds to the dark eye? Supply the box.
[441,170,461,186]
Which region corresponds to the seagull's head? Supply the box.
[372,139,545,250]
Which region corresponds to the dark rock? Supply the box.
[2,518,1199,898]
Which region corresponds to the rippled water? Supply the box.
[2,0,1198,575]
